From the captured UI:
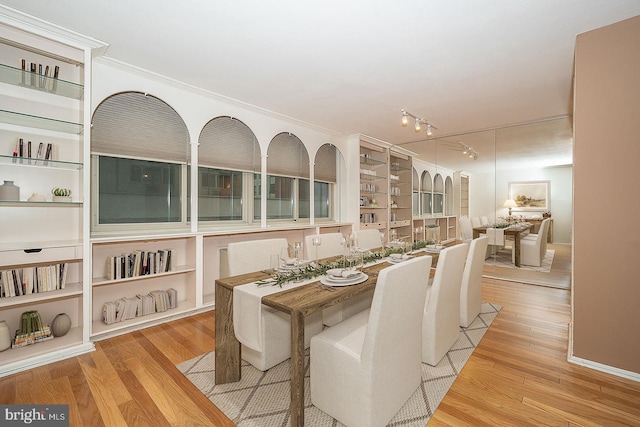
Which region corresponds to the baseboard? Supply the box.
[568,355,640,382]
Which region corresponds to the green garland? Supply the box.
[256,239,435,287]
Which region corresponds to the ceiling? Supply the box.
[3,1,640,172]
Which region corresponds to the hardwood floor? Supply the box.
[2,245,640,426]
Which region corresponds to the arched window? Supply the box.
[433,174,444,216]
[255,133,310,220]
[421,171,432,216]
[313,144,340,219]
[445,176,453,215]
[196,116,260,222]
[412,168,420,216]
[91,91,189,228]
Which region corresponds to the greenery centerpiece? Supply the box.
[257,239,434,287]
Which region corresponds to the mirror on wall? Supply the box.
[397,116,573,244]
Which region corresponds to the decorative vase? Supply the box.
[0,321,11,351]
[0,180,20,201]
[51,313,71,337]
[28,193,46,202]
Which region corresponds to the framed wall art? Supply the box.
[508,180,550,211]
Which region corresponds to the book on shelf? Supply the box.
[0,263,70,299]
[101,288,178,325]
[103,249,176,281]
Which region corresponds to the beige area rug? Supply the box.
[177,302,501,426]
[484,248,555,273]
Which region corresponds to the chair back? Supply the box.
[354,229,382,250]
[422,243,469,365]
[486,228,505,246]
[304,232,345,260]
[361,256,431,371]
[459,216,473,242]
[227,238,288,276]
[471,217,482,228]
[460,236,489,327]
[539,218,551,254]
[480,216,490,226]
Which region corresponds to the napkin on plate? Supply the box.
[326,268,360,278]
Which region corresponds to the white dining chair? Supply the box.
[458,216,473,243]
[422,243,469,366]
[480,216,490,226]
[227,238,323,371]
[305,232,374,326]
[485,227,506,258]
[310,256,431,427]
[471,216,482,228]
[354,229,383,250]
[304,232,346,260]
[522,217,551,254]
[513,220,550,267]
[460,236,489,328]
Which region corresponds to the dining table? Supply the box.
[473,223,534,267]
[214,247,442,427]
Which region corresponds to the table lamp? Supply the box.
[503,199,517,216]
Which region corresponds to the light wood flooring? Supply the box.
[2,244,640,426]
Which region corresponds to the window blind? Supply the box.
[267,133,309,178]
[421,171,432,192]
[314,143,337,183]
[199,116,260,171]
[91,92,189,162]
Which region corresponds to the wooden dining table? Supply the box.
[214,249,440,427]
[473,223,534,267]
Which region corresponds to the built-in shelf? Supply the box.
[92,265,196,287]
[0,154,83,170]
[0,109,83,134]
[0,282,82,309]
[0,63,83,100]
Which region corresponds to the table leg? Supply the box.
[290,310,305,427]
[514,233,521,267]
[215,282,241,384]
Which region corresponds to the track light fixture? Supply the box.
[458,142,478,160]
[400,109,438,138]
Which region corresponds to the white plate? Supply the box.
[326,268,362,280]
[388,255,415,263]
[278,260,311,270]
[321,273,368,287]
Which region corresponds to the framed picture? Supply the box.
[508,180,550,211]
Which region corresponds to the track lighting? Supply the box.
[458,142,478,160]
[400,109,437,138]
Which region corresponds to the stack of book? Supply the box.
[102,288,178,325]
[12,310,53,348]
[0,263,69,298]
[105,249,175,280]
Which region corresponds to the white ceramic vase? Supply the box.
[0,320,11,351]
[0,180,20,201]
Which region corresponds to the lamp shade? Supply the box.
[503,199,517,208]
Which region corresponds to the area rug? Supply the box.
[177,302,501,426]
[484,248,554,273]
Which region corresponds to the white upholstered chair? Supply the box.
[522,218,551,254]
[471,216,482,228]
[513,219,550,267]
[422,243,469,366]
[460,236,489,328]
[354,229,383,250]
[485,227,506,258]
[305,232,373,326]
[304,232,346,260]
[227,238,323,371]
[458,216,473,243]
[480,216,490,226]
[310,256,431,427]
